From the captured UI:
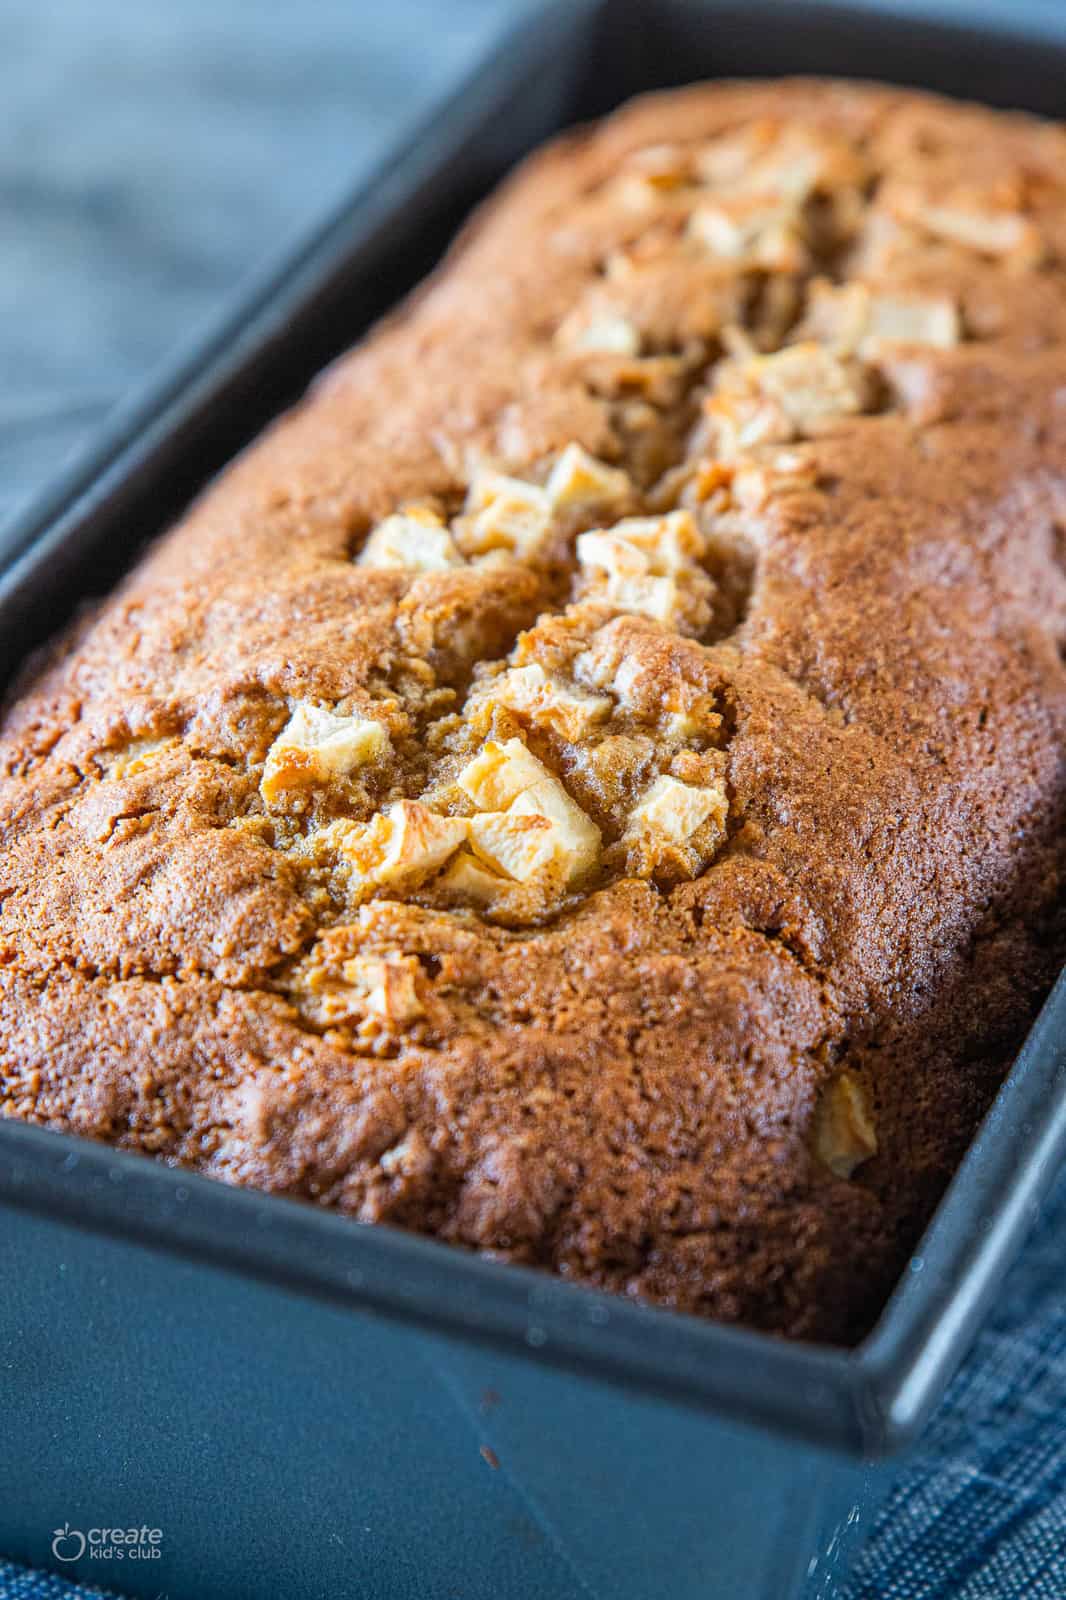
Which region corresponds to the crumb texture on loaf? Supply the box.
[3,80,1066,1342]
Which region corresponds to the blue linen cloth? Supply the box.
[1,2,1064,1595]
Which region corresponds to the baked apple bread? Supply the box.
[3,80,1065,1341]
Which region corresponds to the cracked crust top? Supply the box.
[3,79,1066,1341]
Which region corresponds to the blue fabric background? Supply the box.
[1,2,1063,1594]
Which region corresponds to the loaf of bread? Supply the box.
[2,80,1065,1341]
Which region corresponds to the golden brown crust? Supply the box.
[3,79,1066,1341]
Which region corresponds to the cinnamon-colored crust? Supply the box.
[3,80,1065,1342]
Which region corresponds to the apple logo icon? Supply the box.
[52,1523,86,1562]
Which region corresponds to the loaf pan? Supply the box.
[2,3,1065,1597]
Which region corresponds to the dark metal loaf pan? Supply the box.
[2,3,1065,1596]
